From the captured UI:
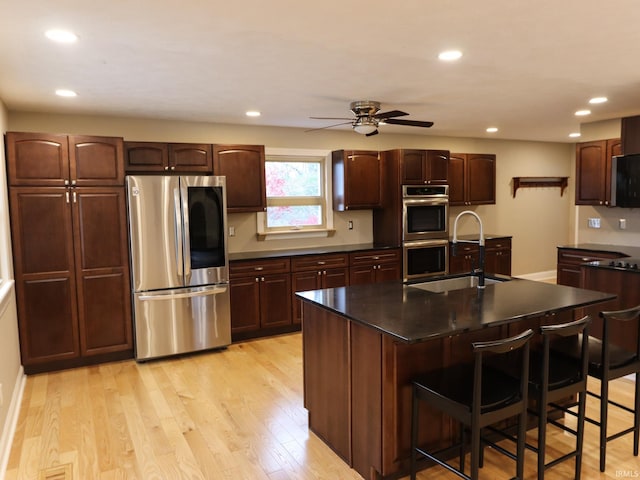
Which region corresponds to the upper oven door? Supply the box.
[402,197,449,241]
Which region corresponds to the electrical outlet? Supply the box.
[619,219,627,230]
[588,218,601,229]
[348,220,354,230]
[229,226,235,237]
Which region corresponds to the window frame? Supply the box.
[257,148,334,240]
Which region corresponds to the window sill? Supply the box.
[256,228,336,241]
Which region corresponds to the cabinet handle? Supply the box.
[261,277,265,282]
[317,261,326,265]
[73,191,77,203]
[318,271,322,276]
[254,266,264,271]
[164,166,169,171]
[71,179,76,186]
[171,166,176,170]
[65,191,70,203]
[372,256,380,260]
[64,179,69,186]
[323,270,327,275]
[255,277,259,282]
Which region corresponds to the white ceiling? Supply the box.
[2,0,640,142]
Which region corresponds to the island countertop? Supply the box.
[297,277,616,343]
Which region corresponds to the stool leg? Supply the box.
[600,378,609,472]
[538,397,548,480]
[470,423,480,480]
[517,405,527,480]
[460,422,466,474]
[410,387,418,480]
[576,389,587,480]
[635,372,640,456]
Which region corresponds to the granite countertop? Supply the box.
[558,243,640,259]
[297,278,614,344]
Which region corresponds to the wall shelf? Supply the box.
[512,176,568,197]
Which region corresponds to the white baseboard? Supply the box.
[513,270,556,283]
[0,366,26,479]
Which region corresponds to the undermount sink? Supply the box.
[409,275,506,293]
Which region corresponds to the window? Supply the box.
[257,148,333,239]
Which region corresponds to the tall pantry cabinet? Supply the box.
[6,132,133,373]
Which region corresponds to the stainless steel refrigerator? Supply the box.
[126,175,231,360]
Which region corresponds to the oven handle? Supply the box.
[403,239,450,248]
[402,198,449,206]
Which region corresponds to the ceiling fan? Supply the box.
[308,100,434,136]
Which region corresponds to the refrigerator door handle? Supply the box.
[173,186,184,277]
[180,182,192,282]
[138,285,228,301]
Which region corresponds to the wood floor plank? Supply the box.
[7,332,640,479]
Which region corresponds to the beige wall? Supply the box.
[9,111,576,275]
[0,100,23,474]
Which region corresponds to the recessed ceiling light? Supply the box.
[55,89,77,97]
[45,29,78,43]
[246,111,261,117]
[438,50,462,61]
[575,109,591,116]
[486,127,498,133]
[569,132,581,138]
[589,97,608,104]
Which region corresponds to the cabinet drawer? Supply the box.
[292,254,348,272]
[557,248,623,266]
[230,258,291,278]
[486,238,511,250]
[349,249,401,266]
[451,243,479,254]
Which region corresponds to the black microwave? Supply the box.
[611,154,640,208]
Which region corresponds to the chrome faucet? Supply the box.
[452,210,485,288]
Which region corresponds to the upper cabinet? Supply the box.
[213,144,266,213]
[575,138,621,206]
[6,132,124,186]
[124,141,212,173]
[400,149,449,185]
[622,115,640,155]
[332,150,381,211]
[449,153,496,206]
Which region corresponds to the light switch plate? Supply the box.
[588,218,601,228]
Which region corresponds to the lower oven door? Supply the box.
[403,239,449,282]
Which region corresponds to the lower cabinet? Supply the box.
[556,247,625,287]
[10,186,132,373]
[349,249,402,285]
[449,238,512,276]
[291,253,349,324]
[229,258,292,340]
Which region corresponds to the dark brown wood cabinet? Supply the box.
[400,149,449,185]
[349,249,402,285]
[449,238,511,276]
[622,115,640,155]
[6,132,132,373]
[575,138,621,206]
[213,144,266,213]
[291,254,349,323]
[449,153,496,206]
[6,133,124,186]
[124,141,212,173]
[556,247,626,287]
[229,258,292,340]
[332,150,381,210]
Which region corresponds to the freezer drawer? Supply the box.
[133,284,231,360]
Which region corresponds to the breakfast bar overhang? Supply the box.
[297,278,616,479]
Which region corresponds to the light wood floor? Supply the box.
[5,332,640,479]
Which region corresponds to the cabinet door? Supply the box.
[124,142,168,172]
[350,265,377,285]
[69,136,124,186]
[375,263,402,283]
[168,143,213,173]
[401,150,426,184]
[332,150,381,210]
[9,188,80,365]
[6,132,69,186]
[426,150,449,184]
[449,244,479,274]
[73,188,132,356]
[230,276,262,335]
[260,273,292,328]
[213,144,266,212]
[292,270,322,324]
[575,141,606,205]
[466,154,495,204]
[604,138,621,206]
[448,153,466,206]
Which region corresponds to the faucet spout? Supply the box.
[452,210,486,288]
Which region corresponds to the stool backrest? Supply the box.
[599,305,640,368]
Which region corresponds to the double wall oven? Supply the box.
[402,185,449,281]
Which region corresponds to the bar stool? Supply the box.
[410,329,533,480]
[574,305,640,472]
[487,316,591,480]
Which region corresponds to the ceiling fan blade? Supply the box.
[310,116,353,120]
[305,121,353,133]
[374,110,409,120]
[384,118,434,128]
[365,129,379,137]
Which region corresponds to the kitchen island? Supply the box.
[297,277,615,479]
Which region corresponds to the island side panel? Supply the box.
[351,321,383,478]
[302,301,352,464]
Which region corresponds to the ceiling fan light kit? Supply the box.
[309,100,434,136]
